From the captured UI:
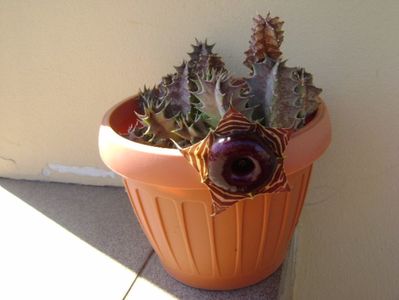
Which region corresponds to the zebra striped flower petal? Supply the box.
[179,107,291,215]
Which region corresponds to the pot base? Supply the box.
[161,256,284,290]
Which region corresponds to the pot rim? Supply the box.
[99,96,331,188]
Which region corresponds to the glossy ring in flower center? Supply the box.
[208,133,277,194]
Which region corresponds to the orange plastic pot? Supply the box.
[98,96,331,290]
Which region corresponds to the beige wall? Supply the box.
[1,1,399,299]
[290,1,399,299]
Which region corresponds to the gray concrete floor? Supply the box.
[0,178,281,300]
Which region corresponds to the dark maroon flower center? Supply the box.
[208,133,278,194]
[231,157,255,176]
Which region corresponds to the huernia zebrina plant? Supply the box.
[126,13,322,215]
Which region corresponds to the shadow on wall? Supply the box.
[0,178,282,299]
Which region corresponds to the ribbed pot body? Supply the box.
[124,166,312,289]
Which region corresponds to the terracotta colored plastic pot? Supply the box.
[98,96,331,290]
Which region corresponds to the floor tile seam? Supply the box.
[122,249,155,299]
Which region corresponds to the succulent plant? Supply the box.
[243,13,322,128]
[128,13,321,148]
[125,13,323,214]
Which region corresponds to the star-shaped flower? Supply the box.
[178,108,291,215]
